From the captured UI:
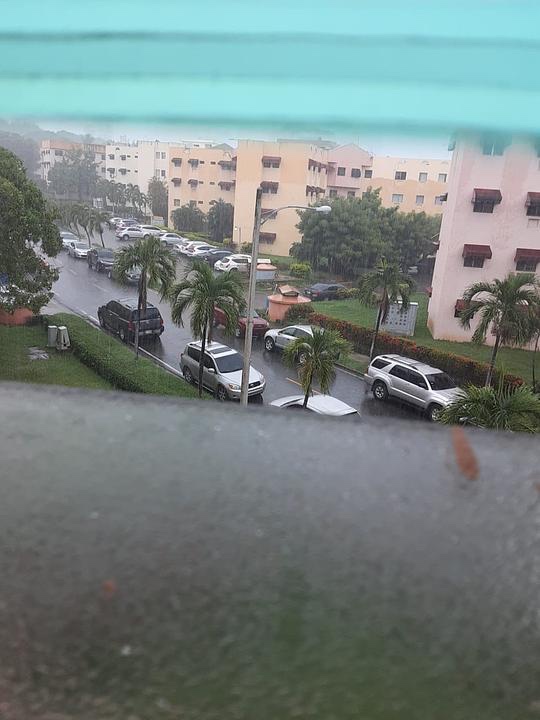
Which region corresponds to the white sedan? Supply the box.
[160,232,189,247]
[60,231,80,249]
[188,244,217,258]
[116,225,163,241]
[67,241,90,258]
[214,254,252,273]
[270,394,360,418]
[263,324,314,353]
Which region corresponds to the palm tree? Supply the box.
[358,257,415,359]
[283,327,350,408]
[114,236,177,357]
[440,383,540,433]
[168,261,245,397]
[88,208,108,248]
[459,273,540,386]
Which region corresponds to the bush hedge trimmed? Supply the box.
[45,313,200,399]
[283,304,524,389]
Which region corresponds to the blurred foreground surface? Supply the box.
[0,382,539,720]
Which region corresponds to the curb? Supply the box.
[334,362,367,379]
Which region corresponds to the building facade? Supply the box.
[428,136,540,343]
[39,138,106,183]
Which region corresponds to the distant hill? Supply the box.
[0,118,106,145]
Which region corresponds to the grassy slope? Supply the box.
[321,293,535,383]
[0,324,112,390]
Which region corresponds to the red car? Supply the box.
[213,307,269,337]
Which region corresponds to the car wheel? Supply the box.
[98,313,105,328]
[216,385,228,402]
[123,234,130,241]
[96,262,101,272]
[119,326,127,342]
[264,336,275,352]
[372,381,388,401]
[144,234,150,240]
[427,404,443,423]
[234,326,242,338]
[298,351,307,365]
[183,366,194,384]
[107,270,112,279]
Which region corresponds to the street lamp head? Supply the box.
[315,205,331,214]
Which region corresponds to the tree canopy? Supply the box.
[208,199,234,244]
[47,149,99,202]
[171,203,207,233]
[0,131,40,176]
[292,190,440,278]
[0,147,61,313]
[147,177,168,220]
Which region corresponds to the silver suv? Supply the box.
[180,341,265,401]
[364,354,463,421]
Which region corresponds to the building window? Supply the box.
[438,173,447,182]
[351,168,361,178]
[434,196,444,205]
[120,155,126,161]
[211,161,216,165]
[199,160,205,164]
[347,191,356,198]
[329,189,338,198]
[198,201,204,205]
[337,167,346,176]
[395,171,407,180]
[364,169,373,178]
[101,154,106,160]
[54,150,64,156]
[155,152,160,159]
[155,170,160,179]
[173,199,181,207]
[392,194,403,204]
[416,195,424,205]
[210,181,215,185]
[516,258,538,272]
[161,152,166,159]
[419,172,428,182]
[472,189,501,213]
[161,170,166,177]
[481,136,508,156]
[473,199,495,213]
[528,218,540,228]
[526,192,540,216]
[463,255,485,268]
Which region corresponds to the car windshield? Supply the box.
[99,250,115,258]
[74,242,87,249]
[215,352,244,373]
[426,372,456,390]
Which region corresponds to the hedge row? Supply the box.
[284,304,524,389]
[45,313,200,399]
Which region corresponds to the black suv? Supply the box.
[303,282,347,301]
[97,298,164,343]
[88,247,115,273]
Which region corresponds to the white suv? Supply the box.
[364,354,463,421]
[214,254,252,273]
[116,225,163,241]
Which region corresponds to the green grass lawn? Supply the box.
[0,324,113,390]
[321,293,535,383]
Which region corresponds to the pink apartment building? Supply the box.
[428,136,540,343]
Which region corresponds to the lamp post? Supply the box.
[234,224,242,251]
[240,194,331,405]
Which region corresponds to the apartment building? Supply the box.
[39,138,106,182]
[428,136,540,343]
[167,143,237,215]
[232,140,329,255]
[326,145,450,214]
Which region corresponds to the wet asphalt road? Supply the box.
[51,229,419,420]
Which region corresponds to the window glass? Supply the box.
[438,173,447,182]
[389,365,409,380]
[215,352,244,373]
[463,255,485,268]
[416,195,424,205]
[392,194,403,203]
[426,372,456,390]
[407,371,428,389]
[203,353,215,369]
[516,259,538,272]
[364,169,373,178]
[419,172,427,182]
[337,167,346,176]
[371,358,390,369]
[395,171,407,180]
[188,346,201,362]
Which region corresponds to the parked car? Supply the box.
[178,241,208,256]
[116,226,162,241]
[187,244,217,258]
[364,354,463,421]
[201,249,233,267]
[303,282,347,301]
[180,341,265,401]
[115,218,139,229]
[137,224,164,237]
[270,394,360,418]
[87,247,115,272]
[107,265,142,285]
[160,232,188,247]
[213,307,269,337]
[97,298,164,343]
[67,241,89,258]
[264,324,314,354]
[214,254,251,273]
[60,231,80,249]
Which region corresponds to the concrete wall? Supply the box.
[428,136,540,343]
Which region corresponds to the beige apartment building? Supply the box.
[167,139,451,256]
[39,138,106,183]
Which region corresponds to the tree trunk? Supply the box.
[485,333,501,387]
[198,321,208,399]
[207,307,214,344]
[532,333,539,393]
[99,230,105,248]
[303,370,313,408]
[369,304,383,360]
[135,273,147,359]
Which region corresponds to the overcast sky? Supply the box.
[45,118,451,159]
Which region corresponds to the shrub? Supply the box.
[289,262,312,279]
[44,313,200,399]
[283,305,523,389]
[241,242,253,253]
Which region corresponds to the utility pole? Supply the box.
[240,187,262,406]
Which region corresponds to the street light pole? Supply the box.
[240,188,263,406]
[240,196,331,406]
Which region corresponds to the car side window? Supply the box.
[407,370,428,389]
[389,365,409,381]
[203,353,215,370]
[327,286,337,291]
[296,329,311,338]
[188,346,201,362]
[280,327,295,336]
[371,358,390,370]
